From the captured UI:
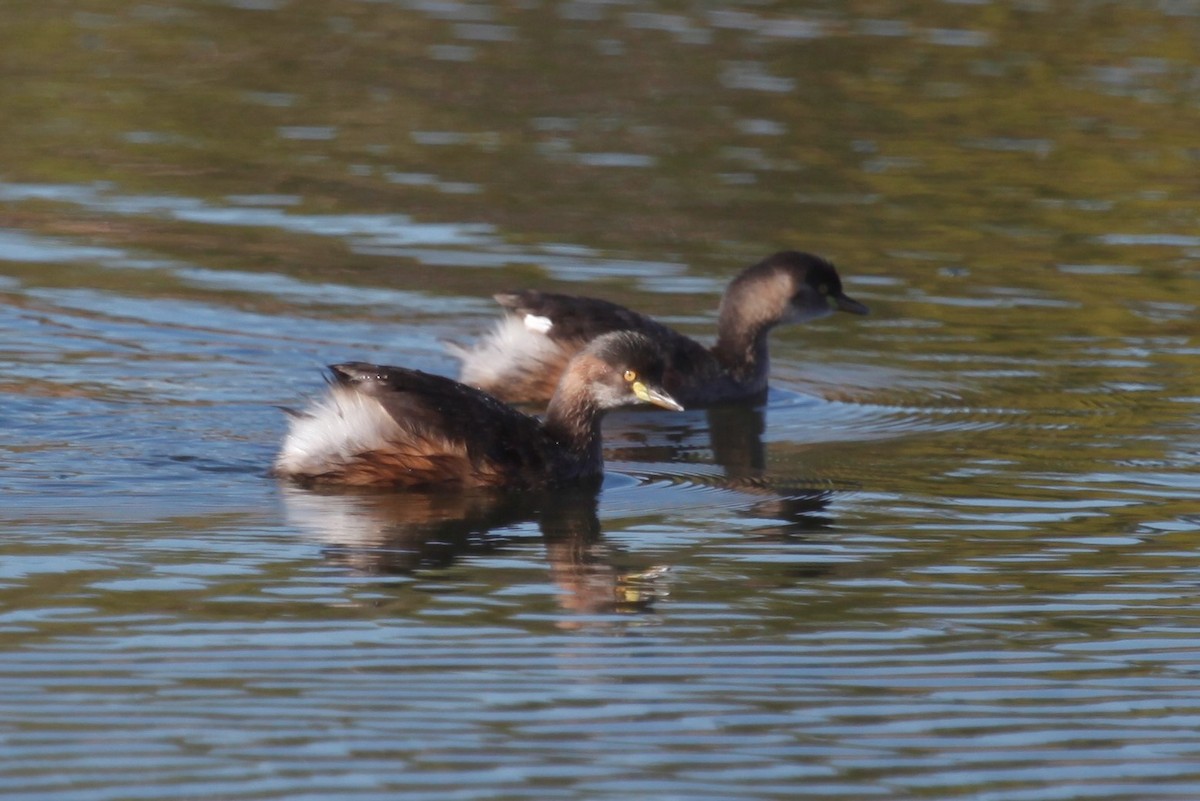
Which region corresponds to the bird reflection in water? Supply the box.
[706,402,838,538]
[281,398,846,610]
[279,485,668,616]
[602,400,839,539]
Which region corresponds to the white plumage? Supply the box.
[523,313,554,333]
[449,314,568,391]
[274,387,397,478]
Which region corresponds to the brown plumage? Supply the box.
[451,250,868,407]
[273,331,683,489]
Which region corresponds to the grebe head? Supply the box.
[723,251,869,330]
[558,331,683,412]
[775,251,869,322]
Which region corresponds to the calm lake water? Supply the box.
[3,1,1200,798]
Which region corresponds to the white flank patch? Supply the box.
[451,314,564,388]
[523,313,553,334]
[274,387,398,477]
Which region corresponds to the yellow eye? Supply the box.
[623,370,637,382]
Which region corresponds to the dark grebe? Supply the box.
[452,250,867,406]
[274,331,682,489]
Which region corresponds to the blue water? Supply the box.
[3,2,1200,799]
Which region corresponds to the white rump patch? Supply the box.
[274,387,398,478]
[449,315,566,389]
[523,313,553,334]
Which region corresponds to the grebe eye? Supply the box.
[623,370,637,382]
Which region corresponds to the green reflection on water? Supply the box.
[4,1,1199,270]
[2,3,1200,797]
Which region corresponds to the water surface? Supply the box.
[3,1,1200,799]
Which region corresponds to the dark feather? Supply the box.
[329,362,550,474]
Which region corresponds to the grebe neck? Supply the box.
[710,267,793,381]
[711,309,774,381]
[543,376,604,461]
